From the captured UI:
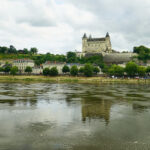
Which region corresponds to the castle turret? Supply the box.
[82,33,87,53]
[106,32,110,37]
[82,33,87,39]
[89,34,92,39]
[105,32,112,53]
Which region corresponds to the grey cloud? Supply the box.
[0,0,150,53]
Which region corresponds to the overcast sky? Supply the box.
[0,0,150,54]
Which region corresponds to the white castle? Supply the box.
[76,32,137,65]
[82,32,112,53]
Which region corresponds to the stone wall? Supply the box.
[103,53,138,64]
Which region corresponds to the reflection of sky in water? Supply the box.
[0,83,150,149]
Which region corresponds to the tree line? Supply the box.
[0,45,104,67]
[0,64,100,77]
[0,65,32,75]
[1,61,150,78]
[103,61,150,78]
[43,64,100,77]
[0,45,38,54]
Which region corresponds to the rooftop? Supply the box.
[87,38,106,42]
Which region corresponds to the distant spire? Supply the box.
[106,32,110,37]
[83,33,87,38]
[89,34,92,39]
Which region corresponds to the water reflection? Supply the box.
[81,98,111,124]
[0,83,150,150]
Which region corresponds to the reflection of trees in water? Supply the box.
[132,103,150,112]
[0,99,38,106]
[0,83,53,106]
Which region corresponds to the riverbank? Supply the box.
[0,75,149,84]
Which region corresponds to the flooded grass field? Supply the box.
[0,83,150,150]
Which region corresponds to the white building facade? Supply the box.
[13,59,34,73]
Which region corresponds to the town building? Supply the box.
[13,59,34,73]
[43,61,66,74]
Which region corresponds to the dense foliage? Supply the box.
[0,45,38,54]
[125,61,138,77]
[25,66,32,74]
[70,65,78,76]
[84,64,93,77]
[79,67,84,74]
[93,66,100,74]
[10,66,18,75]
[43,68,50,76]
[108,65,124,77]
[43,67,58,76]
[62,65,70,73]
[49,67,58,76]
[133,46,150,62]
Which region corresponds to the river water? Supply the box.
[0,83,150,150]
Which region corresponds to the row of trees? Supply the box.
[43,64,100,77]
[105,61,150,77]
[0,65,32,75]
[0,45,38,54]
[33,52,104,67]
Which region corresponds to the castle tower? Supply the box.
[82,33,87,53]
[82,32,112,53]
[105,32,112,53]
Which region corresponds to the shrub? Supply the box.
[93,66,100,74]
[108,65,124,77]
[0,67,4,72]
[62,65,70,73]
[79,67,84,74]
[70,65,78,76]
[125,61,138,77]
[4,65,11,73]
[43,68,50,76]
[137,66,146,77]
[49,67,58,76]
[10,66,18,75]
[25,66,32,74]
[146,66,150,73]
[84,64,93,77]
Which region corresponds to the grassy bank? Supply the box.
[0,75,149,84]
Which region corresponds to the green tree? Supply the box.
[125,61,138,77]
[4,65,11,73]
[8,45,17,54]
[115,66,124,77]
[49,67,58,76]
[23,48,29,54]
[10,66,18,75]
[137,66,146,77]
[146,66,150,74]
[108,65,124,77]
[62,65,70,74]
[102,64,109,74]
[70,65,78,76]
[25,66,32,74]
[30,47,38,54]
[0,67,4,72]
[43,68,50,76]
[93,66,100,74]
[79,67,84,74]
[67,52,77,63]
[84,64,93,77]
